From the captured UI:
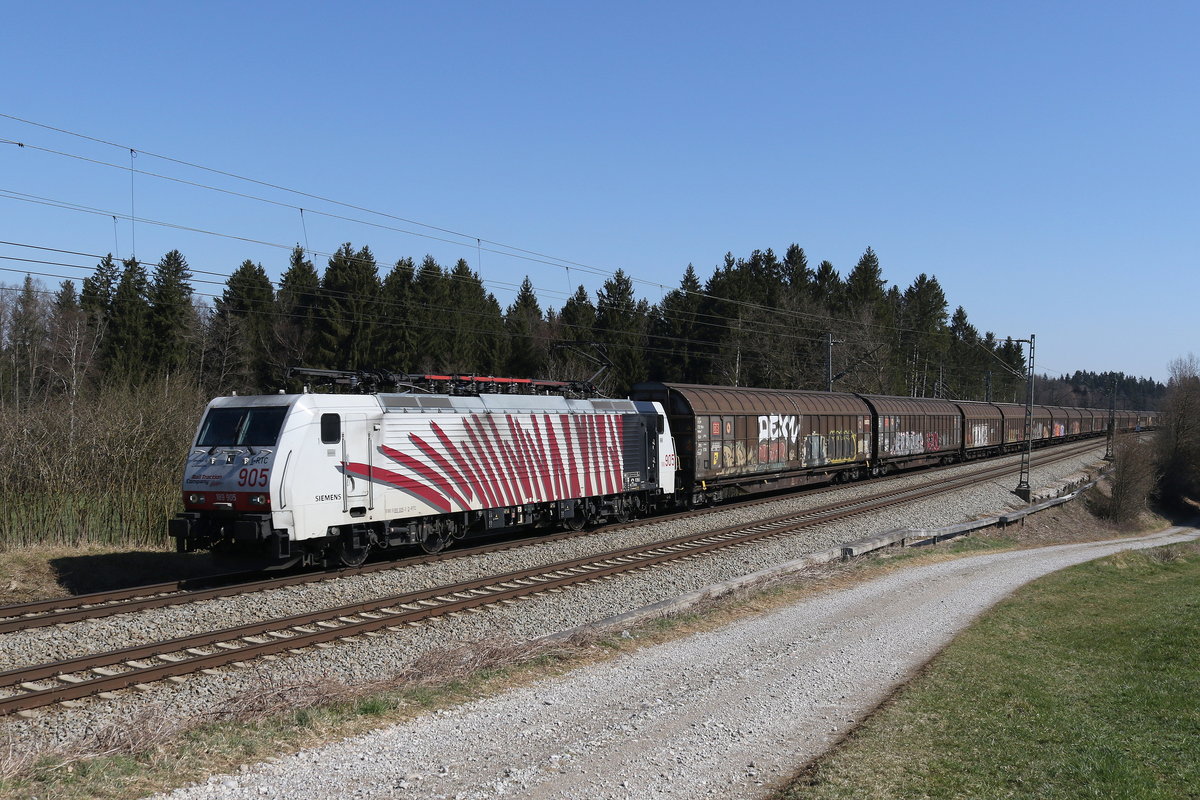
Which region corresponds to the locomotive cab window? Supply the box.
[320,413,341,444]
[197,406,288,448]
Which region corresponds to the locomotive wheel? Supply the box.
[419,520,455,554]
[566,501,596,531]
[336,535,370,568]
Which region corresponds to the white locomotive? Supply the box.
[170,372,676,568]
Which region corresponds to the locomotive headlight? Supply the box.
[249,494,267,505]
[189,494,205,504]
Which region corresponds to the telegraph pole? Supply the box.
[1014,334,1036,502]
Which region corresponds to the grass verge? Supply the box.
[773,540,1200,800]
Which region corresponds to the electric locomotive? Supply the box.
[169,371,675,568]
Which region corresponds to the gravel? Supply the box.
[0,445,1111,761]
[144,526,1200,800]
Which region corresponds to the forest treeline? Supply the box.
[0,242,1166,408]
[0,240,1184,548]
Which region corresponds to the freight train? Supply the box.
[169,371,1153,568]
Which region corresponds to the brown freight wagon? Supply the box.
[858,396,963,471]
[630,382,873,503]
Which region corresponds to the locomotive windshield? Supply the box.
[197,406,288,447]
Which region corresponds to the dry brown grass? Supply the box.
[0,545,222,605]
[0,548,77,604]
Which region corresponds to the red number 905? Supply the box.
[238,468,269,487]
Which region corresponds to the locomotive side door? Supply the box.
[340,413,371,514]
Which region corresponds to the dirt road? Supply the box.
[151,526,1199,800]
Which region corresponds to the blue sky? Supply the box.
[2,1,1195,383]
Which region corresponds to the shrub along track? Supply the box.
[0,441,1101,717]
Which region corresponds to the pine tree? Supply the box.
[782,244,811,297]
[215,260,275,389]
[409,255,447,371]
[274,246,321,372]
[595,269,646,394]
[80,254,120,346]
[696,255,760,386]
[379,256,415,371]
[478,293,509,375]
[899,273,949,396]
[53,280,80,313]
[505,276,544,378]
[843,247,886,314]
[948,306,985,399]
[148,249,195,376]
[105,257,152,382]
[445,259,492,373]
[811,260,842,311]
[548,285,597,381]
[648,264,702,382]
[316,244,380,371]
[997,337,1028,402]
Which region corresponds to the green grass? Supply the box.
[777,542,1200,800]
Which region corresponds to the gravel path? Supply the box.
[0,446,1107,758]
[148,525,1199,800]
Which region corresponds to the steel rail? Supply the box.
[0,438,1099,633]
[0,441,1099,716]
[0,439,1101,635]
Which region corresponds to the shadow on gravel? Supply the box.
[49,551,227,595]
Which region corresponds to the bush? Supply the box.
[1100,435,1158,523]
[0,378,209,549]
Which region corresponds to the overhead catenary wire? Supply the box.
[0,242,926,381]
[0,182,1017,356]
[0,115,1036,389]
[0,279,835,385]
[0,234,884,353]
[0,117,1155,401]
[0,120,1000,340]
[0,253,1045,399]
[0,252,853,358]
[0,116,625,279]
[0,232,1036,387]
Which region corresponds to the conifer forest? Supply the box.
[0,241,1167,548]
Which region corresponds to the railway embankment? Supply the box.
[0,444,1169,799]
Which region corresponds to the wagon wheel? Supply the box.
[564,513,586,532]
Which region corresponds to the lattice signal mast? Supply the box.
[1014,334,1035,502]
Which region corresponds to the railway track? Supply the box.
[0,440,1101,635]
[0,440,1102,716]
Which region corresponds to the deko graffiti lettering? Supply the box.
[757,414,798,462]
